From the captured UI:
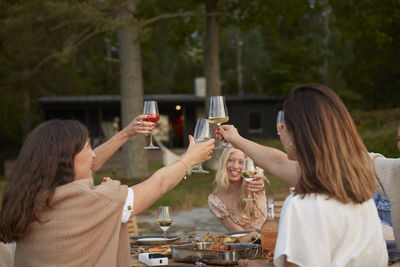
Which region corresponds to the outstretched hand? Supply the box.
[216,125,241,146]
[124,114,155,137]
[183,135,215,167]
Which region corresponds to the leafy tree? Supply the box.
[329,0,400,108]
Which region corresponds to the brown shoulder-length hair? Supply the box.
[284,83,375,203]
[0,119,88,243]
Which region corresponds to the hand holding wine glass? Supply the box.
[191,119,211,174]
[157,206,172,243]
[209,96,230,149]
[242,157,256,201]
[143,101,160,150]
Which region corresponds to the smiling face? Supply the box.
[73,140,96,180]
[225,150,245,183]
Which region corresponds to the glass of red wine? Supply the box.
[143,100,160,150]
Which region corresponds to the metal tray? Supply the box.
[172,242,259,265]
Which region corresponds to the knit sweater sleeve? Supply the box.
[14,179,130,267]
[370,152,400,250]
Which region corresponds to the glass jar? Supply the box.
[260,198,279,258]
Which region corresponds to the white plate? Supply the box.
[131,235,180,245]
[230,233,248,238]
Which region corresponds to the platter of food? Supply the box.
[199,232,259,243]
[226,231,253,238]
[172,242,260,265]
[137,244,173,257]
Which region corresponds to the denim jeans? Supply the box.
[387,240,400,263]
[374,192,393,226]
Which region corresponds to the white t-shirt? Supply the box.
[274,193,388,267]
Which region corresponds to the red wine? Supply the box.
[143,114,160,123]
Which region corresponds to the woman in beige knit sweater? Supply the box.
[370,124,400,262]
[0,116,214,267]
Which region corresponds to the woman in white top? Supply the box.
[217,83,387,267]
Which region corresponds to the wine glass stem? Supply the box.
[163,230,167,245]
[149,132,153,146]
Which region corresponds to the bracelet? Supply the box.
[177,159,189,179]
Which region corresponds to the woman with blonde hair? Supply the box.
[217,83,387,266]
[208,147,268,232]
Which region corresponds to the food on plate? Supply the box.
[205,242,231,251]
[138,244,171,254]
[199,231,259,243]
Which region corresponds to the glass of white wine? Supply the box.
[191,118,211,173]
[208,96,230,149]
[242,157,256,201]
[157,206,173,243]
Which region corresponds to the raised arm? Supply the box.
[93,114,154,171]
[131,136,215,216]
[217,125,300,186]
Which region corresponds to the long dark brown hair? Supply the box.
[284,83,375,203]
[0,120,88,242]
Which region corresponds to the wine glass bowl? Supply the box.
[191,118,211,173]
[242,157,256,201]
[208,96,230,148]
[157,206,172,243]
[143,101,160,150]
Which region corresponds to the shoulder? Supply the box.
[208,193,224,206]
[208,193,230,217]
[94,180,128,204]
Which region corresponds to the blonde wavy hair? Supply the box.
[213,148,264,221]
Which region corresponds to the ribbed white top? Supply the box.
[370,152,400,250]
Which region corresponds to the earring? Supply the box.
[289,141,294,147]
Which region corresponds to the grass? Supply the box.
[1,108,399,213]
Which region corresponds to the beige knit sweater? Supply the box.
[14,178,130,267]
[370,153,400,250]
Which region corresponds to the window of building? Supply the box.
[248,112,262,134]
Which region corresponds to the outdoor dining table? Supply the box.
[129,235,273,267]
[130,254,274,267]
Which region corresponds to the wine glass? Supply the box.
[191,118,211,173]
[157,206,173,243]
[143,101,160,150]
[208,96,230,149]
[242,157,256,201]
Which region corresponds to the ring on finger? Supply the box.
[136,121,142,126]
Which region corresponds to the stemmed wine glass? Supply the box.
[208,96,230,149]
[191,118,211,173]
[242,157,256,201]
[143,101,160,150]
[157,206,173,244]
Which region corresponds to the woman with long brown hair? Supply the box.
[0,117,214,266]
[217,83,387,266]
[208,147,267,231]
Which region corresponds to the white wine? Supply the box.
[241,171,255,179]
[157,219,173,232]
[208,117,229,124]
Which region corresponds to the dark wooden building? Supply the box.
[38,94,283,148]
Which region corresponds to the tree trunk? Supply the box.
[204,0,223,170]
[236,33,243,95]
[204,0,221,113]
[322,5,330,84]
[117,4,150,179]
